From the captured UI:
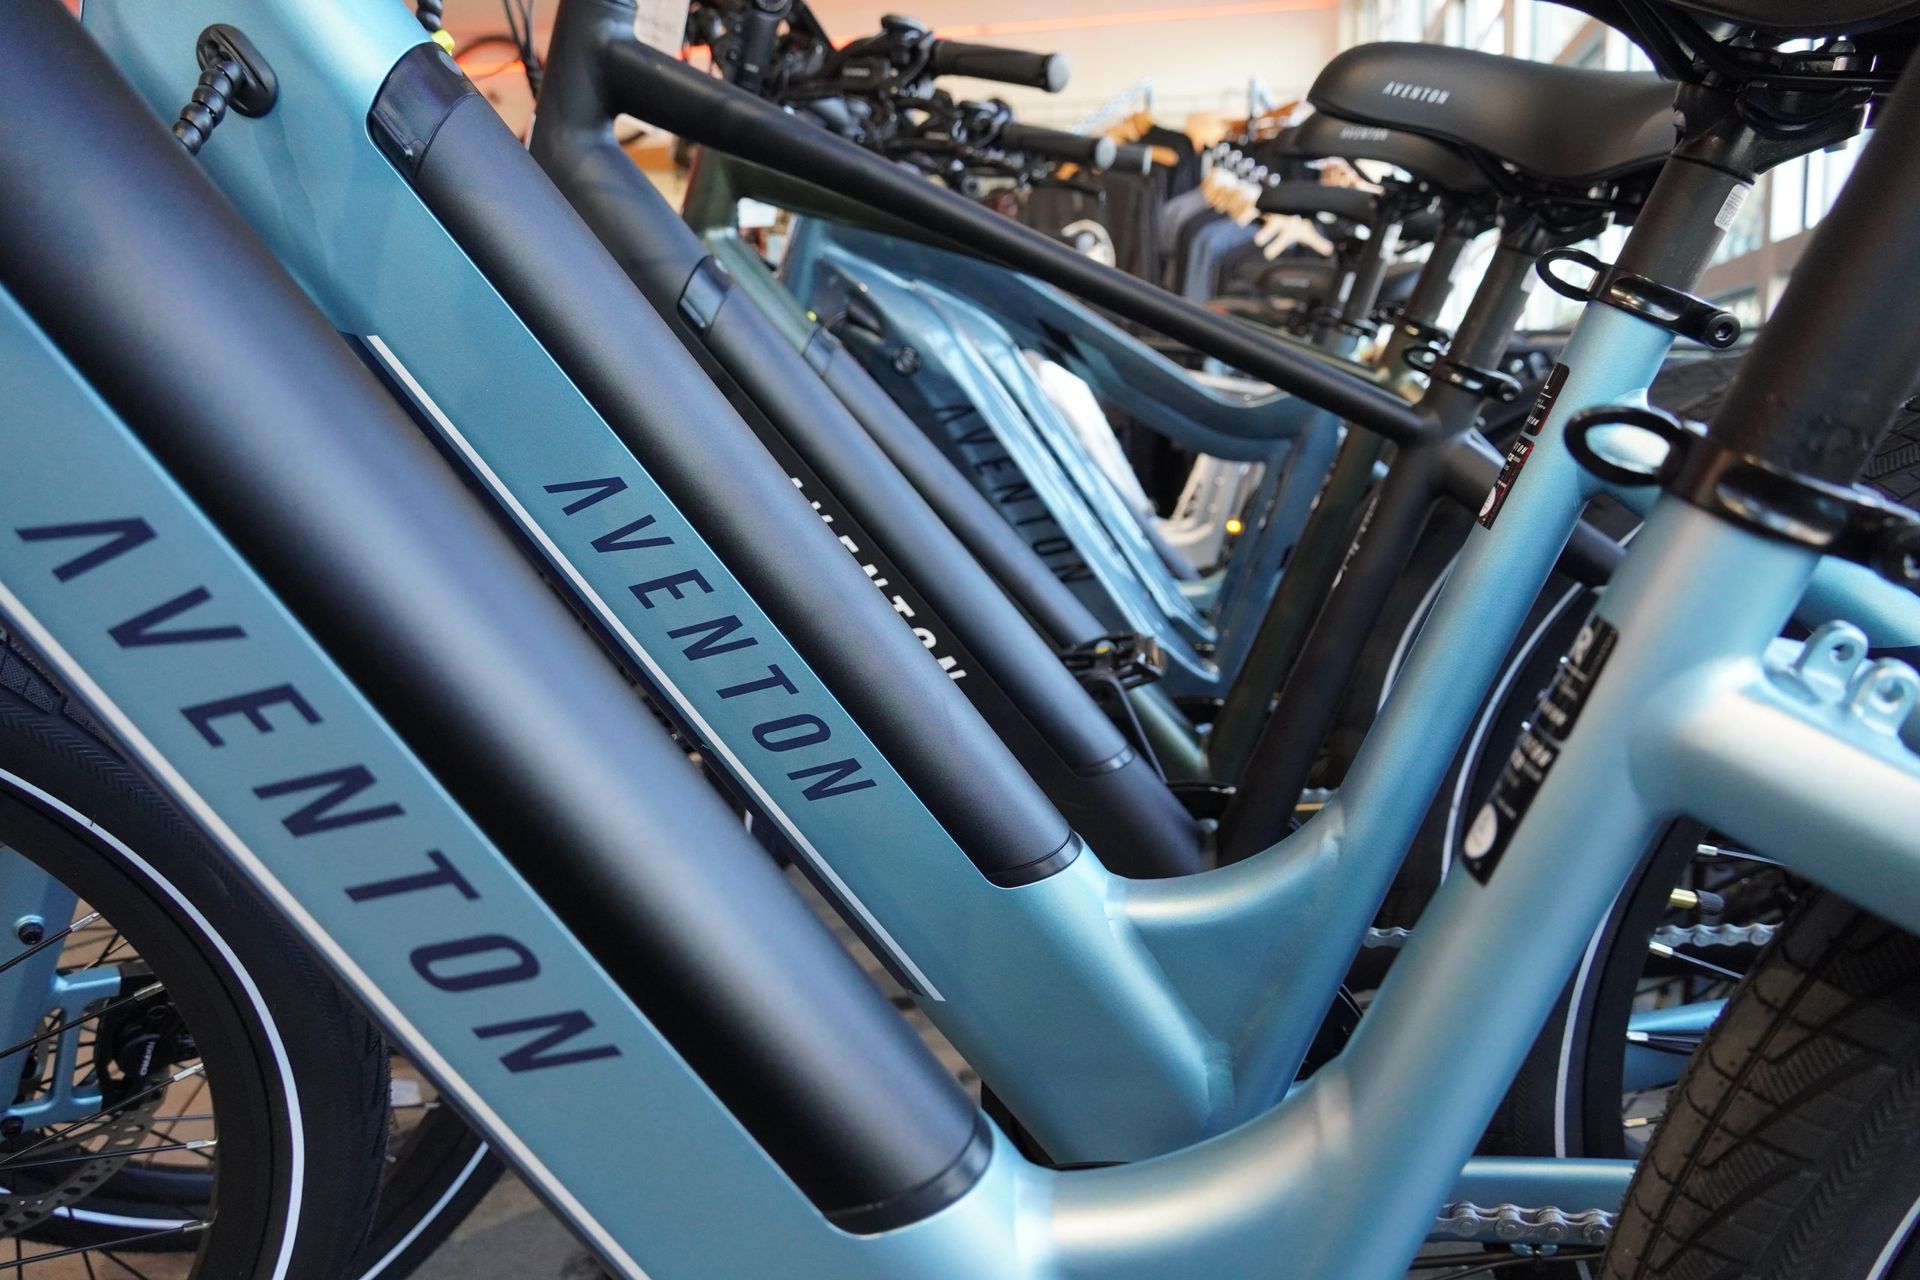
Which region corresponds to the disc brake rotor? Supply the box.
[0,973,192,1241]
[0,1088,166,1238]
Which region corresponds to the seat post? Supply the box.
[1414,209,1555,432]
[1378,218,1475,373]
[1705,62,1920,485]
[1327,215,1403,344]
[1616,80,1862,297]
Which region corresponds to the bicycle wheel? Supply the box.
[1479,819,1795,1161]
[354,1072,499,1280]
[1604,892,1920,1280]
[0,639,389,1276]
[64,1052,503,1279]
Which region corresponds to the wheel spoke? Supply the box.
[1648,940,1744,982]
[0,1222,206,1274]
[147,1077,211,1143]
[0,983,161,1070]
[1627,1028,1707,1055]
[0,1137,214,1175]
[1695,841,1778,865]
[80,934,132,972]
[99,1248,159,1280]
[0,1062,204,1172]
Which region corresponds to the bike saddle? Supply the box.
[1307,43,1676,189]
[1279,111,1490,197]
[1548,1,1920,81]
[1563,0,1920,41]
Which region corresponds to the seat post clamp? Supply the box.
[1392,314,1453,350]
[1391,314,1455,372]
[1537,248,1742,348]
[1564,405,1920,590]
[1057,633,1166,689]
[1402,342,1524,403]
[1308,304,1379,341]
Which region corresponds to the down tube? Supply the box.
[82,0,1234,1163]
[0,286,1061,1279]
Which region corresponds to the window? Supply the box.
[1529,5,1591,60]
[1770,156,1807,241]
[1805,133,1865,233]
[1711,287,1763,334]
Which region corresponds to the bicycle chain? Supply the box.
[1650,921,1777,949]
[1371,921,1776,952]
[1432,1200,1617,1247]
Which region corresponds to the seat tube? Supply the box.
[1206,431,1385,780]
[1218,224,1544,859]
[1330,217,1402,338]
[1204,226,1474,781]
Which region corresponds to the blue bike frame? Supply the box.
[4,2,1918,1276]
[783,219,1347,701]
[9,220,1917,1280]
[82,0,1920,1163]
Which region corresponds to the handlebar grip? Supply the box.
[1256,182,1380,223]
[1112,143,1153,176]
[1000,123,1115,169]
[929,41,1070,93]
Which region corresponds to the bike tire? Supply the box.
[0,637,500,1278]
[0,640,388,1276]
[1603,892,1920,1280]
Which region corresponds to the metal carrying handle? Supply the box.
[1566,405,1920,589]
[1538,247,1743,349]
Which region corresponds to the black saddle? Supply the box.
[1309,43,1676,189]
[1281,111,1489,196]
[1562,0,1920,39]
[1550,1,1920,79]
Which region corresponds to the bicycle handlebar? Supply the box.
[999,122,1114,169]
[929,40,1069,93]
[599,37,1433,444]
[1257,182,1380,223]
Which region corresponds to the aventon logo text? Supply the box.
[1381,80,1451,104]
